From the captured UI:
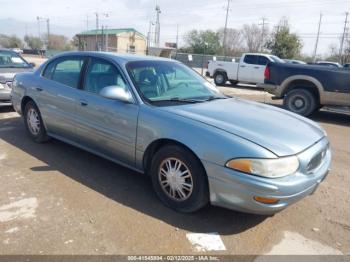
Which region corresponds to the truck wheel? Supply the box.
[214,72,227,86]
[284,89,317,116]
[150,145,209,213]
[230,80,238,86]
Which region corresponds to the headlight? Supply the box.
[226,156,299,178]
[0,83,4,89]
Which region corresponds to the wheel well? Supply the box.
[283,80,320,103]
[21,96,34,114]
[143,139,204,175]
[214,70,227,77]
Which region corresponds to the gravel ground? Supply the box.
[0,80,349,255]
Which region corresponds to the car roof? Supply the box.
[52,51,176,64]
[0,48,16,52]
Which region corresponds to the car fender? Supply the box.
[135,106,277,172]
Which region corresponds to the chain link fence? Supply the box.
[170,52,238,75]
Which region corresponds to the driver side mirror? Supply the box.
[99,85,134,103]
[29,62,36,68]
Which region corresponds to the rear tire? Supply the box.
[214,72,227,86]
[150,145,209,213]
[23,100,50,143]
[283,89,317,116]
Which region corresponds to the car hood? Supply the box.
[0,68,32,83]
[161,98,325,156]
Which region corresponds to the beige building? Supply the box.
[76,28,147,55]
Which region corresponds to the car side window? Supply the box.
[45,58,85,88]
[257,56,269,66]
[84,58,127,95]
[42,61,55,79]
[243,55,258,65]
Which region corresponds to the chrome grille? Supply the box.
[307,145,328,173]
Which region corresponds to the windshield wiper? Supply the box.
[203,96,229,101]
[152,97,205,103]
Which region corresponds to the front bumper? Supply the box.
[0,89,11,102]
[0,83,12,102]
[204,137,331,215]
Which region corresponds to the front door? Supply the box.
[75,57,139,166]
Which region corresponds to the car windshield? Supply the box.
[0,50,30,68]
[270,55,285,63]
[127,60,224,103]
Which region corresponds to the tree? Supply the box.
[265,19,302,59]
[46,34,73,50]
[241,24,263,53]
[218,28,244,56]
[0,34,23,48]
[183,29,220,54]
[24,35,43,50]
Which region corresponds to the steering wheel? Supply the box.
[173,82,189,89]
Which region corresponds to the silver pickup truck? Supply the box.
[0,48,34,105]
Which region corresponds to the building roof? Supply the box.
[77,28,146,38]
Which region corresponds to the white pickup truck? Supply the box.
[206,53,284,86]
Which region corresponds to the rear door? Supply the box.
[254,56,270,84]
[75,57,139,166]
[238,55,258,82]
[38,56,87,142]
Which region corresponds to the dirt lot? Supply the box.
[0,84,349,255]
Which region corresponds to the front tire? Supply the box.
[214,72,227,86]
[150,145,209,213]
[283,89,317,116]
[24,100,49,143]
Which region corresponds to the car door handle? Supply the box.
[254,66,260,69]
[35,87,43,92]
[80,99,88,106]
[240,65,246,68]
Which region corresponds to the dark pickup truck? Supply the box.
[261,62,350,116]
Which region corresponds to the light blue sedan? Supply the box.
[11,52,331,214]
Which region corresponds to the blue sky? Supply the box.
[0,0,349,56]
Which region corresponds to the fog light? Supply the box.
[254,196,280,204]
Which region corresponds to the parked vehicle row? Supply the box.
[10,51,331,215]
[206,53,285,86]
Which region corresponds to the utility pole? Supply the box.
[223,0,231,58]
[37,17,50,49]
[154,5,161,47]
[94,12,109,51]
[313,13,323,63]
[105,26,108,52]
[147,21,154,54]
[46,18,50,49]
[36,16,41,38]
[95,12,99,50]
[176,24,179,50]
[86,15,89,31]
[174,24,179,59]
[259,17,268,52]
[339,12,349,63]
